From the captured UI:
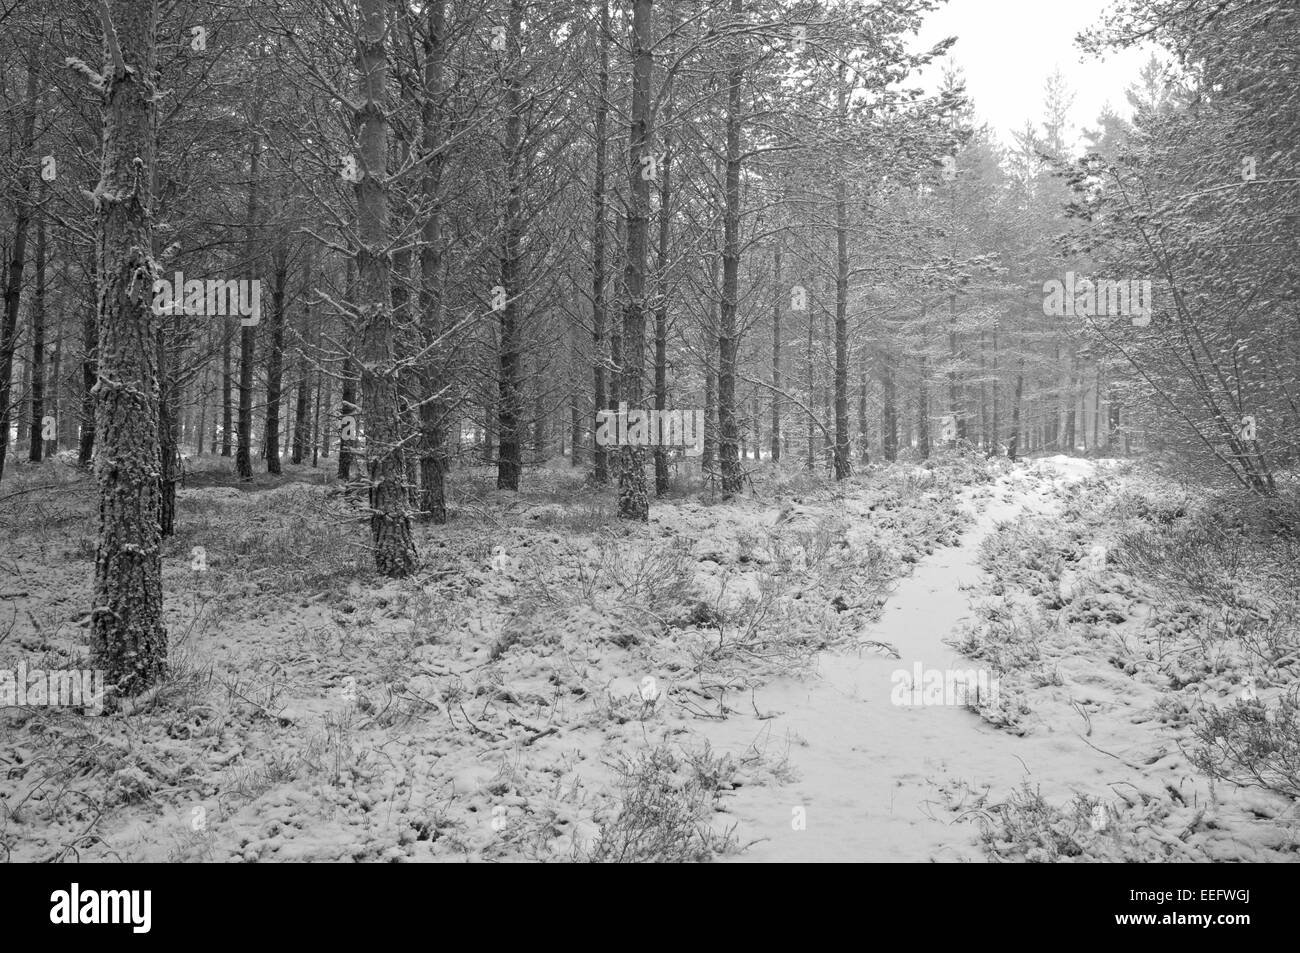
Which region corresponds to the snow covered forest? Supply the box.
[1,0,1298,864]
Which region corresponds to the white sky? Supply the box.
[909,0,1158,154]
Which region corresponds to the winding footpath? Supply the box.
[697,459,1155,862]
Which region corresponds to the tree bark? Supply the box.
[494,1,525,492]
[28,194,46,463]
[264,243,287,474]
[221,318,232,456]
[882,351,897,461]
[651,98,672,498]
[157,309,178,537]
[90,0,167,696]
[805,296,815,469]
[291,256,310,466]
[615,0,654,519]
[49,292,63,457]
[235,104,262,481]
[917,351,930,459]
[588,1,611,486]
[0,65,38,483]
[338,259,358,480]
[1009,361,1024,461]
[857,345,869,463]
[770,241,781,462]
[831,68,851,479]
[416,0,448,523]
[717,0,744,497]
[79,253,99,466]
[354,0,416,575]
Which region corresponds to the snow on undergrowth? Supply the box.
[949,459,1300,861]
[0,450,990,862]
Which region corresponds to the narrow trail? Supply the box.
[697,460,1153,862]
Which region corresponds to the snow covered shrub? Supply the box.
[1105,485,1190,526]
[950,597,1046,671]
[1190,691,1300,800]
[1113,513,1245,606]
[978,784,1093,861]
[524,535,697,617]
[692,584,823,685]
[973,783,1180,862]
[761,462,824,499]
[583,745,737,863]
[1237,597,1300,672]
[978,520,1069,607]
[925,446,1004,487]
[528,497,613,532]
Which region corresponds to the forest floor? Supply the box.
[1,449,1298,862]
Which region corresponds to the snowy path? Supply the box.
[696,460,1152,862]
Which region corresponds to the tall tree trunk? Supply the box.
[569,386,581,465]
[236,105,262,481]
[717,0,744,497]
[652,99,672,498]
[882,351,897,461]
[917,352,930,459]
[496,0,525,492]
[1062,357,1077,452]
[1092,365,1102,449]
[805,298,815,470]
[770,241,781,462]
[702,244,718,473]
[416,0,448,523]
[312,366,323,466]
[196,355,209,456]
[79,254,99,465]
[948,290,963,441]
[28,196,46,463]
[221,319,232,456]
[652,293,669,493]
[291,258,311,466]
[616,0,654,519]
[338,259,358,480]
[150,107,178,537]
[390,94,415,488]
[703,361,716,472]
[608,215,624,411]
[355,0,416,575]
[590,1,611,487]
[991,327,1000,452]
[831,67,852,479]
[157,310,177,536]
[1009,360,1025,461]
[292,354,309,464]
[1108,383,1121,450]
[264,244,287,474]
[319,345,332,459]
[91,0,166,696]
[15,358,27,453]
[0,65,38,483]
[857,346,869,463]
[50,293,63,457]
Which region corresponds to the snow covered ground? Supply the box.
[2,452,1297,861]
[693,458,1298,861]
